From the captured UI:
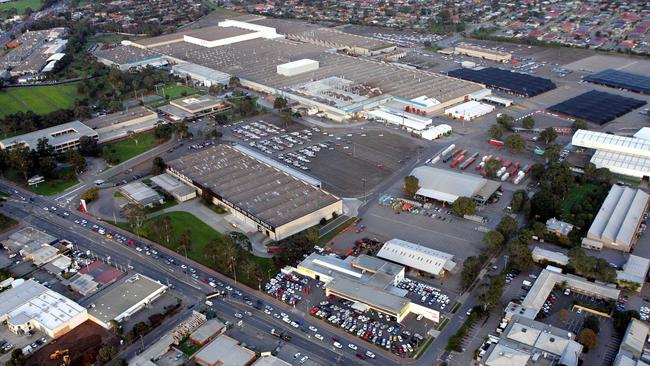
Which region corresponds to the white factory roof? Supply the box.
[633,127,650,141]
[377,238,456,276]
[172,63,231,83]
[278,58,318,69]
[531,246,569,266]
[590,149,650,179]
[618,255,650,285]
[444,100,495,119]
[410,166,500,203]
[572,129,650,158]
[587,185,649,251]
[411,95,440,108]
[367,108,432,131]
[0,279,86,332]
[0,121,97,150]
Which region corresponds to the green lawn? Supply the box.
[102,132,163,164]
[561,183,597,213]
[0,0,42,14]
[0,83,81,118]
[318,217,357,245]
[4,167,78,196]
[0,130,21,139]
[160,84,202,100]
[0,213,17,233]
[145,200,178,214]
[118,212,279,287]
[177,337,201,356]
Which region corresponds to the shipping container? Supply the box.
[503,160,512,168]
[450,155,465,168]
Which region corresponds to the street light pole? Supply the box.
[362,178,367,205]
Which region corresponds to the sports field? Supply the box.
[160,84,201,99]
[0,0,42,14]
[0,83,81,118]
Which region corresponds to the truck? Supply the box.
[270,328,291,341]
[442,153,454,163]
[488,139,504,147]
[464,214,488,223]
[441,144,456,157]
[460,152,479,170]
[450,155,465,168]
[501,172,511,181]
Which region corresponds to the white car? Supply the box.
[333,342,342,349]
[309,325,318,332]
[315,333,324,341]
[365,351,376,359]
[348,343,357,350]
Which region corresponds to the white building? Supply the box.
[572,129,650,179]
[444,100,495,121]
[367,107,433,131]
[377,238,456,277]
[120,181,163,207]
[420,124,452,141]
[277,59,319,76]
[150,173,197,202]
[582,185,649,252]
[0,121,98,153]
[411,166,501,205]
[0,280,88,338]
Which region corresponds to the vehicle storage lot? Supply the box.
[227,115,425,197]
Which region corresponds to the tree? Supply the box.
[543,143,561,163]
[273,96,288,110]
[583,315,600,334]
[96,344,118,365]
[529,189,561,221]
[122,203,146,230]
[572,119,587,131]
[510,190,527,212]
[174,123,191,139]
[228,76,241,88]
[209,84,224,95]
[178,229,192,255]
[79,136,100,156]
[496,216,518,239]
[155,216,173,246]
[505,134,526,153]
[461,256,484,289]
[496,114,514,130]
[305,227,319,244]
[479,274,505,310]
[82,187,99,202]
[578,328,598,350]
[452,196,476,216]
[568,247,616,282]
[485,159,500,177]
[66,149,86,173]
[6,349,26,366]
[613,310,640,332]
[488,124,503,139]
[403,175,420,198]
[507,241,533,271]
[281,110,292,127]
[521,115,535,129]
[8,145,33,181]
[484,230,505,254]
[152,156,165,175]
[539,127,558,145]
[154,123,173,140]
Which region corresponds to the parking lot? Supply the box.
[0,327,48,365]
[226,116,425,197]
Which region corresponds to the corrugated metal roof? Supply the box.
[573,129,650,158]
[377,239,456,276]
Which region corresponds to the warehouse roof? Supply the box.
[587,185,649,251]
[172,63,231,83]
[286,27,394,51]
[531,247,569,266]
[621,319,650,356]
[120,181,162,206]
[447,67,556,97]
[410,166,500,203]
[548,90,646,125]
[94,45,163,65]
[190,319,225,344]
[572,129,650,159]
[618,255,650,285]
[83,107,158,130]
[129,25,254,48]
[167,144,340,228]
[89,274,167,325]
[0,121,97,150]
[377,238,456,276]
[444,100,495,119]
[584,69,650,95]
[0,280,86,333]
[252,355,291,366]
[169,94,225,113]
[194,335,255,366]
[150,173,196,198]
[232,144,321,186]
[2,226,57,254]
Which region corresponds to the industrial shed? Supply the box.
[444,100,494,120]
[377,238,456,277]
[410,166,501,205]
[150,173,196,202]
[119,182,163,207]
[166,144,342,241]
[583,69,650,95]
[548,90,646,125]
[583,184,649,252]
[367,108,433,131]
[447,67,556,97]
[572,129,650,179]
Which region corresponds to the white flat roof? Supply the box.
[444,100,495,118]
[0,121,97,150]
[0,279,86,332]
[572,129,650,158]
[377,238,456,276]
[411,166,497,203]
[277,58,319,69]
[367,108,432,131]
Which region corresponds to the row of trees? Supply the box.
[0,138,86,182]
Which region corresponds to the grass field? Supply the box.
[562,183,597,213]
[5,167,79,196]
[118,211,278,287]
[0,0,42,14]
[102,132,163,164]
[160,84,202,100]
[0,83,80,118]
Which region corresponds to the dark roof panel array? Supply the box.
[548,90,647,125]
[584,69,650,95]
[446,67,556,97]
